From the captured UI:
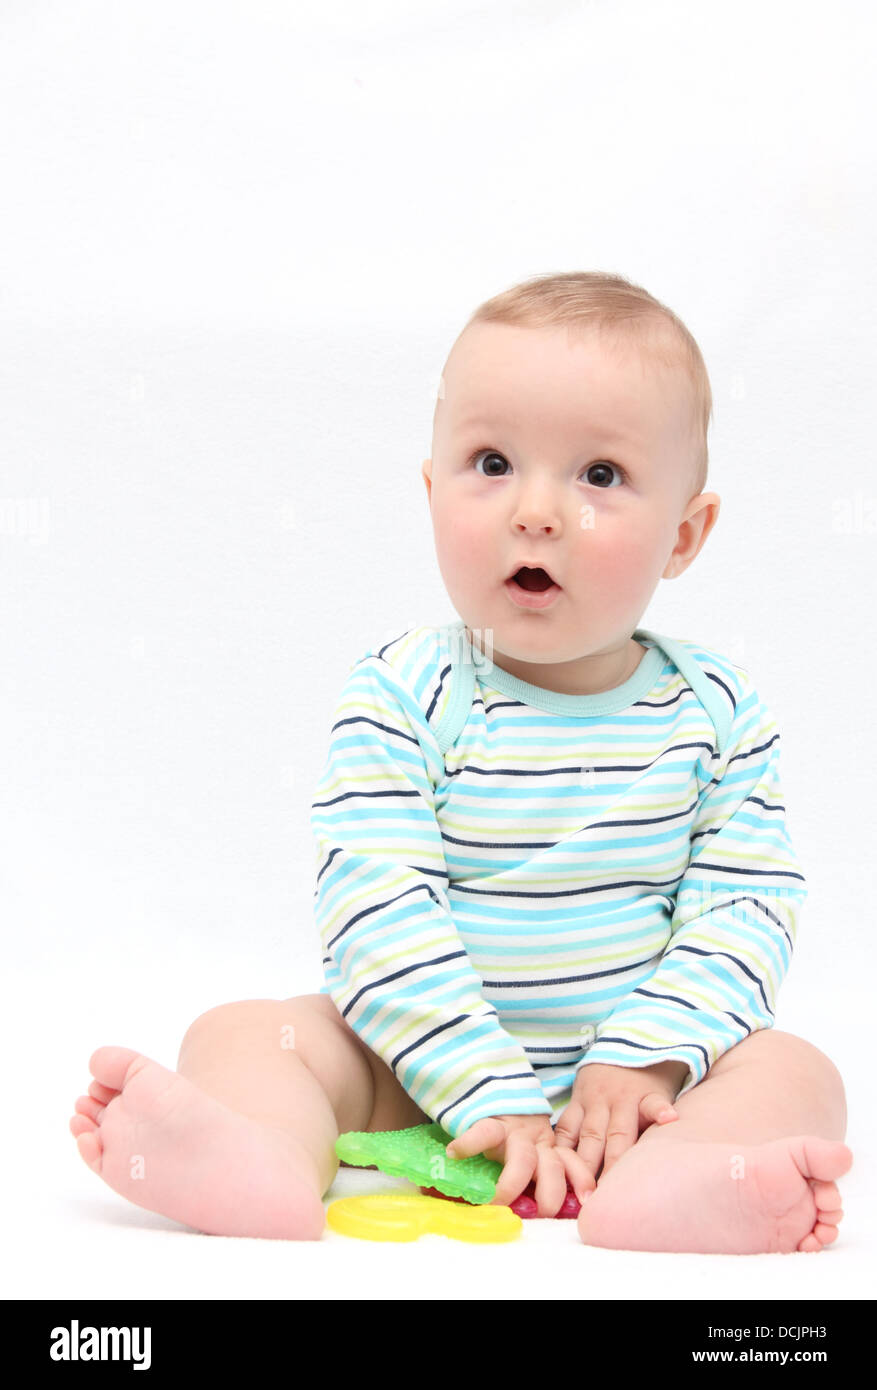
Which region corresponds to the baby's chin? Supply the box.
[465,610,616,650]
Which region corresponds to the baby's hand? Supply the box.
[553,1061,684,1184]
[446,1114,594,1217]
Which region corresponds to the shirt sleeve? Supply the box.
[311,649,552,1138]
[577,670,807,1099]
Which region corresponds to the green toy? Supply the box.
[335,1122,501,1204]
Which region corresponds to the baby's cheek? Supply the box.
[436,508,490,575]
[585,517,670,595]
[576,530,641,598]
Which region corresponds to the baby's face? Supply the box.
[422,320,717,689]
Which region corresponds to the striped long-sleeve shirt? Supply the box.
[311,620,807,1140]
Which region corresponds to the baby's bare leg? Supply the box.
[175,994,430,1191]
[70,993,429,1240]
[577,1030,853,1254]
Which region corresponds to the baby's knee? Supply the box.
[178,994,330,1061]
[768,1030,846,1088]
[738,1030,847,1129]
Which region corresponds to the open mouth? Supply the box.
[510,566,558,592]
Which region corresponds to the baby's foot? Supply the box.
[576,1134,852,1255]
[69,1046,327,1240]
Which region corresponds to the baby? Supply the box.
[70,270,852,1252]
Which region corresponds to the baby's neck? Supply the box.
[472,632,646,697]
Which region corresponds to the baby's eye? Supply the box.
[583,461,625,488]
[471,452,626,486]
[472,450,510,477]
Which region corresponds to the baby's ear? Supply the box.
[421,458,433,501]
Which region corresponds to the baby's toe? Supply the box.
[74,1094,106,1124]
[74,1128,103,1173]
[88,1046,144,1091]
[810,1179,842,1212]
[818,1208,843,1225]
[813,1222,840,1246]
[69,1113,97,1138]
[88,1080,117,1104]
[796,1231,823,1253]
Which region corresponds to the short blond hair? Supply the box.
[443,270,711,498]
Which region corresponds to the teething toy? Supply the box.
[326,1193,522,1243]
[335,1122,501,1203]
[420,1179,581,1219]
[336,1122,583,1216]
[510,1179,581,1219]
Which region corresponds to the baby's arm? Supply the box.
[311,649,552,1141]
[572,667,806,1095]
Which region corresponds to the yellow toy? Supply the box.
[325,1193,522,1244]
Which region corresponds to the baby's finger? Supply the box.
[446,1118,506,1161]
[552,1100,584,1150]
[601,1103,640,1176]
[640,1091,678,1126]
[553,1144,598,1201]
[574,1102,611,1179]
[492,1136,537,1206]
[532,1145,572,1217]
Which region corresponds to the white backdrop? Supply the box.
[3,0,875,1301]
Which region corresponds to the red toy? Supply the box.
[420,1177,581,1219]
